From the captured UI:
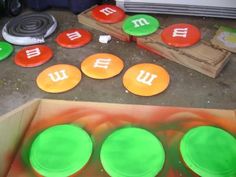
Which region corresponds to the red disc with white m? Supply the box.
[56,29,92,48]
[92,4,126,24]
[161,23,201,48]
[14,45,53,67]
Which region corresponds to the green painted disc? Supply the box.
[0,41,13,61]
[180,126,236,177]
[122,14,160,37]
[30,124,93,177]
[100,127,165,177]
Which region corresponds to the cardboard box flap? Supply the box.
[0,99,40,177]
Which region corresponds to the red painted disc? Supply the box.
[14,45,53,67]
[56,29,92,48]
[161,23,201,48]
[92,5,125,24]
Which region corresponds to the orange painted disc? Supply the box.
[81,53,124,79]
[92,4,126,24]
[161,23,201,48]
[36,64,82,93]
[123,63,170,96]
[55,29,92,48]
[14,45,53,67]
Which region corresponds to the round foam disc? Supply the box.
[100,127,165,177]
[36,64,82,93]
[161,23,201,47]
[122,14,160,37]
[30,125,93,177]
[180,126,236,177]
[0,41,13,61]
[56,29,92,48]
[81,53,124,79]
[14,45,53,67]
[92,4,125,24]
[123,63,170,96]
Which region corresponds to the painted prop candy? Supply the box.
[180,126,236,177]
[36,64,82,93]
[101,127,165,177]
[30,125,93,177]
[56,29,92,48]
[92,4,126,24]
[123,63,170,96]
[122,14,160,37]
[14,45,53,67]
[0,41,13,61]
[81,53,124,79]
[161,23,201,48]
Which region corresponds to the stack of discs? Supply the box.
[180,126,236,176]
[29,125,93,177]
[2,13,57,45]
[100,127,165,177]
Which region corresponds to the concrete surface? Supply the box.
[0,9,235,116]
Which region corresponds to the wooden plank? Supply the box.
[137,30,231,78]
[0,99,40,177]
[77,6,131,42]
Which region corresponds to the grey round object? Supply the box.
[2,12,57,45]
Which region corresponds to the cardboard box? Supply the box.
[0,99,236,177]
